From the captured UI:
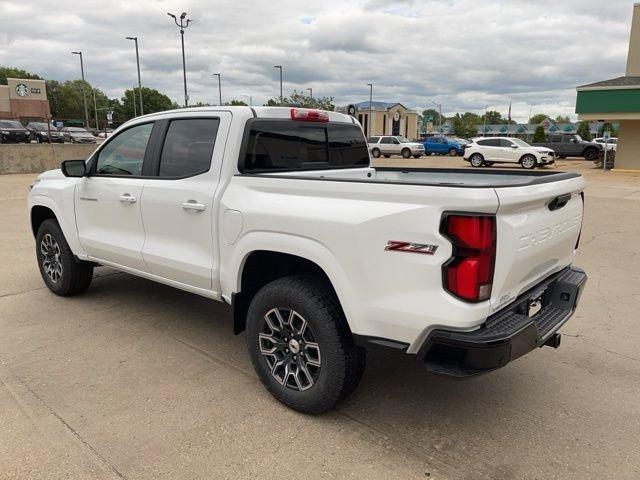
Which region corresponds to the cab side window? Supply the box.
[95,123,153,176]
[499,139,514,147]
[158,118,220,177]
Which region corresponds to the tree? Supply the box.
[554,115,570,123]
[529,113,550,124]
[576,121,591,141]
[264,90,335,111]
[225,99,248,106]
[421,108,442,125]
[532,125,547,142]
[451,113,477,138]
[46,79,98,122]
[116,87,175,122]
[484,110,506,124]
[0,66,41,84]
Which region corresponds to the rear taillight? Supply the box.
[575,192,584,249]
[290,108,329,122]
[441,214,496,302]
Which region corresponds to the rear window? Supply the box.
[241,121,369,172]
[159,118,219,177]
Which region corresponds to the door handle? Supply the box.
[119,193,137,204]
[181,200,206,212]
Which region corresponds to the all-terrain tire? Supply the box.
[36,219,93,296]
[246,274,366,414]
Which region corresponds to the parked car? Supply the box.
[26,122,65,143]
[464,137,555,169]
[593,137,617,151]
[368,135,425,158]
[422,136,465,156]
[28,106,587,413]
[96,129,114,139]
[0,120,31,143]
[59,126,97,144]
[531,134,602,160]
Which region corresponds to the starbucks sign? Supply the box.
[15,84,29,97]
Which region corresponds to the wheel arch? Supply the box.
[519,152,538,163]
[30,204,57,237]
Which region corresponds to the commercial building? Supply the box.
[575,3,640,170]
[0,78,51,123]
[339,101,421,139]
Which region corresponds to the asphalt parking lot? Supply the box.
[1,159,639,479]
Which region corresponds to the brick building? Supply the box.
[0,78,51,123]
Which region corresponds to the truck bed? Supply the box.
[252,167,581,189]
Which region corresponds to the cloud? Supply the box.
[0,0,633,120]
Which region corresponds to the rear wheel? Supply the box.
[401,148,411,159]
[448,148,458,157]
[246,275,366,414]
[371,148,381,158]
[469,153,484,168]
[36,219,93,296]
[520,154,537,169]
[583,148,598,161]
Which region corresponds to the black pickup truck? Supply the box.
[532,134,602,160]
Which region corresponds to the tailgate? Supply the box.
[490,176,585,313]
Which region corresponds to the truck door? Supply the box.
[74,121,155,271]
[140,113,231,291]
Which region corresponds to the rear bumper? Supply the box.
[417,266,587,377]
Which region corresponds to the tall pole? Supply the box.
[71,51,89,129]
[126,36,144,115]
[274,65,283,104]
[367,83,373,137]
[168,12,192,108]
[213,73,222,105]
[92,87,99,130]
[483,105,488,137]
[307,87,312,99]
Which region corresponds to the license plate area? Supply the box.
[526,285,551,318]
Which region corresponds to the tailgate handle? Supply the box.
[548,193,571,211]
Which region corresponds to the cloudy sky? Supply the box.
[0,0,635,121]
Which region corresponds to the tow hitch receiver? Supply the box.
[544,333,562,349]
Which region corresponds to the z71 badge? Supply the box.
[385,241,438,255]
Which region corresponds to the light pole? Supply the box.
[92,86,99,130]
[274,65,283,104]
[307,87,312,99]
[483,104,488,137]
[71,51,90,129]
[213,73,222,105]
[126,36,144,115]
[366,83,373,137]
[168,12,192,107]
[428,99,442,132]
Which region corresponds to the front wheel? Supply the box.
[371,148,381,158]
[36,219,93,296]
[520,154,537,169]
[401,148,411,159]
[583,148,598,161]
[469,153,484,167]
[246,275,366,414]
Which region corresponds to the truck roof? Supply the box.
[135,106,356,124]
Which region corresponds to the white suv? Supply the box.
[464,137,555,169]
[368,135,425,159]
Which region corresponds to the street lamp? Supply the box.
[92,86,100,130]
[126,36,144,115]
[71,51,90,129]
[483,104,488,137]
[366,83,373,137]
[307,87,313,99]
[212,73,222,105]
[274,65,283,104]
[428,99,442,131]
[167,12,192,107]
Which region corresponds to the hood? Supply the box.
[70,132,94,137]
[531,146,554,153]
[403,142,424,148]
[37,168,65,180]
[1,127,29,132]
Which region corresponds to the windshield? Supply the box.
[574,135,583,142]
[453,137,469,144]
[31,122,57,131]
[511,138,531,147]
[396,136,410,143]
[0,120,24,129]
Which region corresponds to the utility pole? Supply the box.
[71,51,90,129]
[167,12,192,107]
[213,73,222,105]
[126,36,144,115]
[274,65,283,104]
[366,83,373,137]
[92,87,99,130]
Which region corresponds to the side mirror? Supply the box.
[511,144,518,148]
[61,159,87,177]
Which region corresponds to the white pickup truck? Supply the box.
[28,107,587,413]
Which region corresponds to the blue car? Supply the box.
[422,136,466,156]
